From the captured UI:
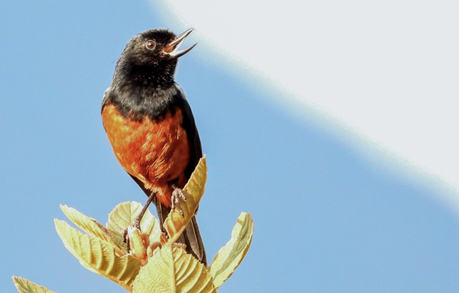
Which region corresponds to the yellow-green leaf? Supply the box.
[208,212,254,288]
[54,219,140,291]
[164,157,207,245]
[60,205,125,255]
[12,277,56,293]
[132,246,217,293]
[106,201,160,249]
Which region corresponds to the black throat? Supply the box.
[104,68,182,122]
[103,53,184,121]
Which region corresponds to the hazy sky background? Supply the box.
[1,1,458,292]
[159,0,459,211]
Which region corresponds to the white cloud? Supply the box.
[154,0,459,214]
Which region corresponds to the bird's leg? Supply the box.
[133,191,157,229]
[123,191,156,247]
[171,184,188,217]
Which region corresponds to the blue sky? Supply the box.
[1,1,459,292]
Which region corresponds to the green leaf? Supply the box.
[133,246,217,293]
[208,212,254,288]
[164,157,207,245]
[12,276,56,293]
[106,201,160,249]
[60,205,125,255]
[54,219,140,291]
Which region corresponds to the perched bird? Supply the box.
[101,28,206,264]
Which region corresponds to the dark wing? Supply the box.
[170,84,207,264]
[173,84,203,179]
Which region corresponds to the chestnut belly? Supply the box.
[102,104,190,207]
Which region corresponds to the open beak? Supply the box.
[163,28,197,58]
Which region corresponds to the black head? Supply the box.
[113,28,196,89]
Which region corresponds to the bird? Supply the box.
[101,28,206,265]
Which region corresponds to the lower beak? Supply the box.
[163,28,197,58]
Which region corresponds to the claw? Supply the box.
[122,228,130,251]
[171,186,188,217]
[124,191,156,250]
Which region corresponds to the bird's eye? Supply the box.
[145,40,156,50]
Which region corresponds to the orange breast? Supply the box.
[102,104,191,207]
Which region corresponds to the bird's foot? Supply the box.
[171,185,188,216]
[123,191,156,250]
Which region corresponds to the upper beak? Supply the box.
[163,28,197,58]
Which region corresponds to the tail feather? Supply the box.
[156,201,207,265]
